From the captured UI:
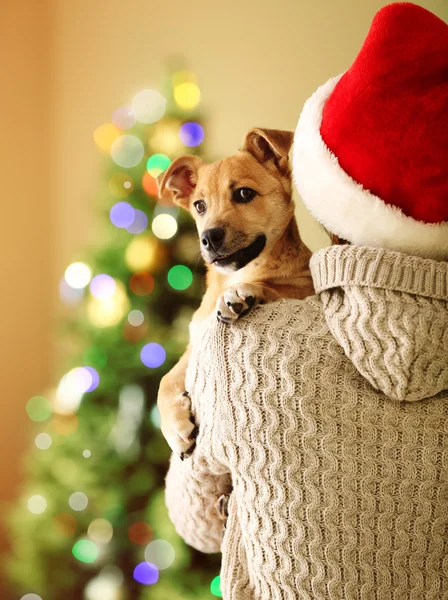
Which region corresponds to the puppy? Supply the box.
[157,128,314,457]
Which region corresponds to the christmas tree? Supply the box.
[5,65,222,600]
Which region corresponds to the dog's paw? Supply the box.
[216,283,260,324]
[160,391,199,458]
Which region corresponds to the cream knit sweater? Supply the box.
[165,245,448,600]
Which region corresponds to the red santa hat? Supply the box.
[293,2,448,260]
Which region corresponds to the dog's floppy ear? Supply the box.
[242,128,293,173]
[157,155,203,209]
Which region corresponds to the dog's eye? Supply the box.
[194,200,206,215]
[233,187,257,203]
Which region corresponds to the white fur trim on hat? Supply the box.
[293,75,448,260]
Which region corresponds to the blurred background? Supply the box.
[1,1,446,598]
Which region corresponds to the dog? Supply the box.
[156,128,314,458]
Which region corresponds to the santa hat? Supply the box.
[293,2,448,260]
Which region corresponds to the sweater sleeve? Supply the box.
[165,452,231,553]
[164,314,232,554]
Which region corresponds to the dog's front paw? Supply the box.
[216,283,260,324]
[159,391,199,459]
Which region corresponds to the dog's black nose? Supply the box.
[201,227,225,252]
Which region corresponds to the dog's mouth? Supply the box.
[211,234,266,270]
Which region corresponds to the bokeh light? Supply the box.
[110,202,136,229]
[72,539,98,564]
[174,82,201,110]
[20,595,43,600]
[146,153,171,178]
[59,278,85,305]
[83,450,91,458]
[128,522,153,546]
[150,405,161,429]
[112,106,136,130]
[88,518,114,544]
[111,135,144,168]
[149,120,185,156]
[28,495,47,515]
[211,575,222,597]
[94,124,122,153]
[142,172,159,198]
[65,262,92,289]
[90,274,116,300]
[144,539,175,570]
[125,236,161,272]
[52,414,79,435]
[128,310,144,326]
[84,366,100,392]
[140,343,166,368]
[108,173,134,198]
[131,89,166,124]
[54,367,93,414]
[167,265,193,290]
[69,492,88,512]
[87,280,129,328]
[133,562,159,585]
[52,513,77,537]
[152,214,177,240]
[26,396,52,422]
[179,122,204,147]
[130,272,154,296]
[35,433,52,450]
[85,573,122,600]
[126,209,148,234]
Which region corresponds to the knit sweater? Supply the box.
[164,245,448,600]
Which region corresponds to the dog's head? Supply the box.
[157,128,294,272]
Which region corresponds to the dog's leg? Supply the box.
[157,346,198,457]
[216,282,280,324]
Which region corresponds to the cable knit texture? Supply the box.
[164,245,448,600]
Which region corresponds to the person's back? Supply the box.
[167,243,448,599]
[164,3,448,598]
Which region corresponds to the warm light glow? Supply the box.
[144,539,175,570]
[52,414,79,435]
[28,495,47,515]
[54,367,93,414]
[128,310,144,326]
[87,280,129,328]
[88,519,113,544]
[35,433,52,450]
[69,492,88,512]
[131,89,166,124]
[94,124,122,153]
[174,82,201,110]
[128,522,153,546]
[125,236,156,271]
[129,272,154,296]
[52,513,77,537]
[152,214,177,240]
[111,135,144,168]
[142,172,159,197]
[64,262,92,289]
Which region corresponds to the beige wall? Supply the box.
[0,0,52,589]
[1,0,446,588]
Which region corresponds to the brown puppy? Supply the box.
[157,128,314,457]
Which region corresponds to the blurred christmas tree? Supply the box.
[5,65,222,600]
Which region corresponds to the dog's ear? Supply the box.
[242,128,293,173]
[157,155,203,209]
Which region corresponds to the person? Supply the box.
[164,3,448,598]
